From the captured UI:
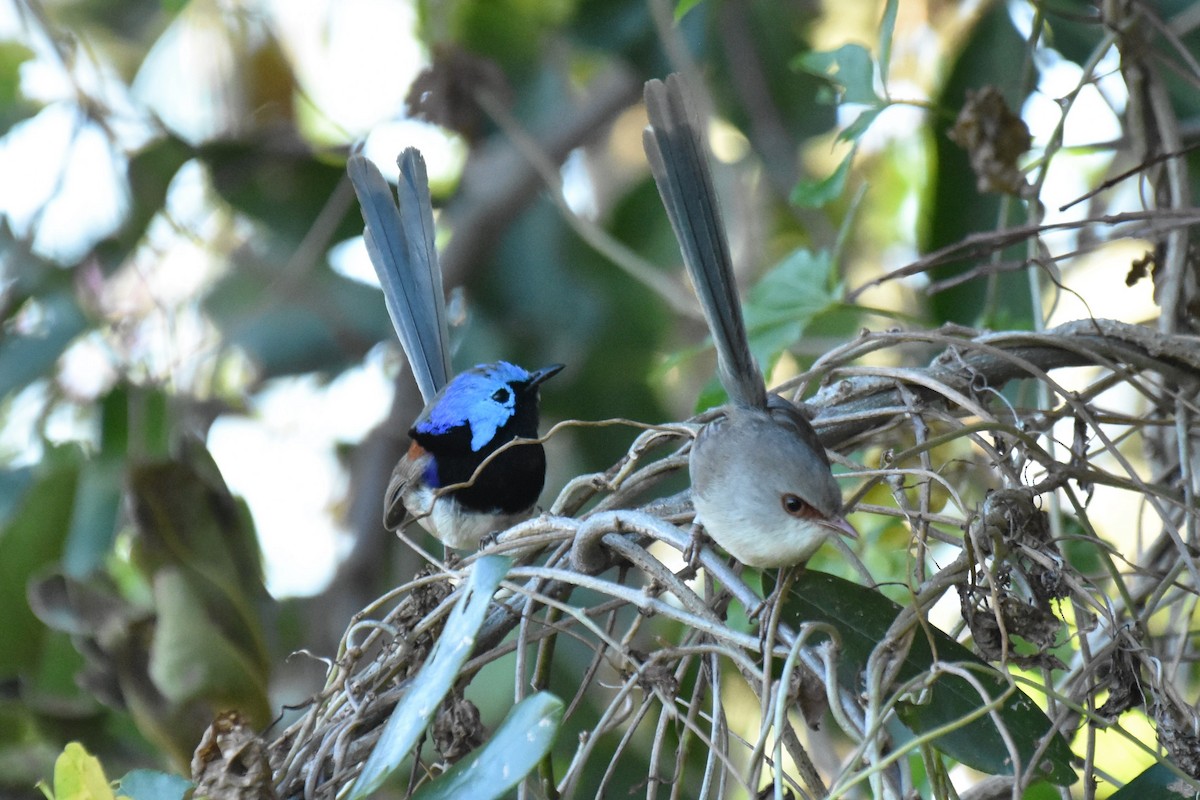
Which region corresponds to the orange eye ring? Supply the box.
[781,494,810,517]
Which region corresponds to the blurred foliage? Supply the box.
[0,0,1196,796]
[926,1,1034,329]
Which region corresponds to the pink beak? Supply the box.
[821,514,859,540]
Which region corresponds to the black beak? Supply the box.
[528,363,565,387]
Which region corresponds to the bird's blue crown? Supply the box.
[416,361,534,451]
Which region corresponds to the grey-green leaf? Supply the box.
[412,692,564,800]
[346,555,513,799]
[0,290,87,400]
[117,769,193,800]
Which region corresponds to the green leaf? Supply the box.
[128,449,271,672]
[347,555,513,799]
[4,711,58,792]
[0,466,34,528]
[923,1,1032,328]
[26,630,93,713]
[116,769,192,800]
[0,40,36,130]
[673,0,703,21]
[0,291,88,400]
[199,141,362,247]
[793,44,881,106]
[412,692,563,800]
[204,264,390,379]
[839,105,884,142]
[0,454,77,676]
[447,0,572,73]
[27,572,130,639]
[46,742,124,800]
[785,571,1077,785]
[694,249,840,409]
[148,567,270,722]
[61,459,121,577]
[791,147,855,208]
[63,382,173,577]
[878,0,899,88]
[123,448,273,735]
[694,377,728,415]
[743,248,838,370]
[0,41,32,102]
[1108,762,1199,799]
[95,136,193,276]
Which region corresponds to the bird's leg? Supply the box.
[681,522,711,579]
[745,572,776,625]
[747,599,767,623]
[753,566,802,655]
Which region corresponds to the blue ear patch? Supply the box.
[422,458,441,488]
[416,362,532,451]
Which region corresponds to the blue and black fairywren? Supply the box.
[348,150,562,549]
[643,75,855,567]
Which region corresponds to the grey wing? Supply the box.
[643,75,767,411]
[383,451,422,530]
[348,149,452,403]
[765,393,833,470]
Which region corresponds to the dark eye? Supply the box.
[491,387,511,403]
[781,494,810,517]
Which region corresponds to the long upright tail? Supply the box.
[348,149,452,403]
[643,75,766,411]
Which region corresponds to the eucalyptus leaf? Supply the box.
[785,571,1076,785]
[1107,762,1199,799]
[412,692,563,800]
[347,555,513,799]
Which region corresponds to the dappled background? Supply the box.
[2,0,1199,798]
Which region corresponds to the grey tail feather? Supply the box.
[643,75,767,410]
[348,149,452,403]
